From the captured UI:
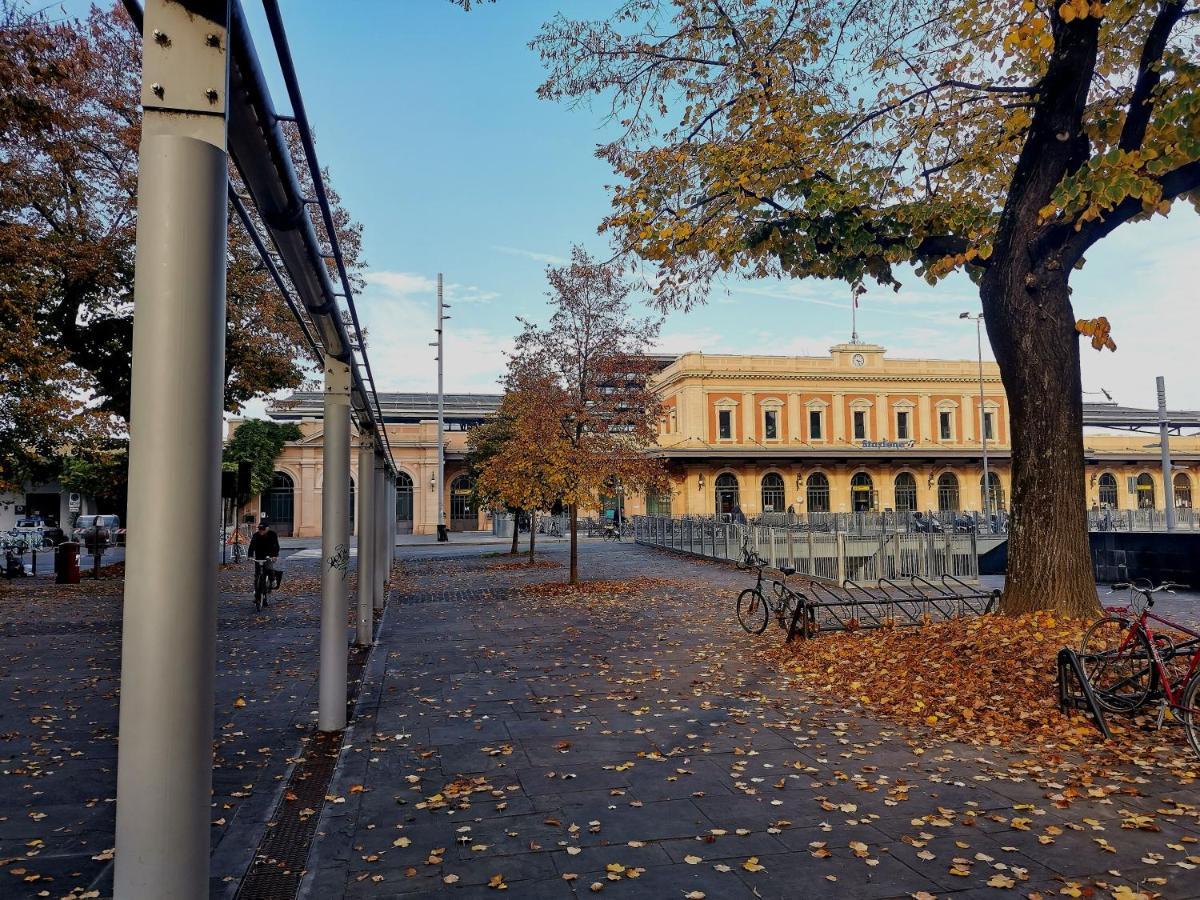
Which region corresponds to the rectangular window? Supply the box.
[896,411,910,440]
[718,409,732,440]
[939,410,953,441]
[853,410,867,440]
[809,410,823,440]
[983,411,995,441]
[764,409,778,440]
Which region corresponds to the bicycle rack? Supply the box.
[1056,647,1112,741]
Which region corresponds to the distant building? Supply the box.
[254,345,1200,536]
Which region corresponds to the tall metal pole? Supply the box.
[1158,376,1177,531]
[355,432,376,646]
[114,2,230,896]
[976,317,991,525]
[436,274,448,539]
[319,357,351,732]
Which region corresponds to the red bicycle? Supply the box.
[1079,581,1200,756]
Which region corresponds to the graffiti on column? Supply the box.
[328,543,350,578]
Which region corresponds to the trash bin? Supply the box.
[56,541,81,585]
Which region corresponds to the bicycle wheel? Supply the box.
[1182,672,1200,759]
[1079,616,1155,713]
[737,588,769,635]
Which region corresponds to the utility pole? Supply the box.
[433,274,450,541]
[1158,376,1177,532]
[114,2,230,896]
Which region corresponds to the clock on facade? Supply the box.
[851,352,866,368]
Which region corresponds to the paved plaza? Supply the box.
[304,543,1200,899]
[0,541,1197,898]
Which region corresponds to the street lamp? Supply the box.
[959,312,991,525]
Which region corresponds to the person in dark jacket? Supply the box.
[247,522,282,602]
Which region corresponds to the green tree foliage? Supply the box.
[533,0,1200,616]
[223,420,302,497]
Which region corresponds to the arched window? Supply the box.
[715,473,740,516]
[981,472,1005,511]
[1136,473,1155,509]
[264,472,295,536]
[760,473,785,513]
[396,471,414,534]
[1174,473,1191,509]
[850,472,875,512]
[937,472,960,512]
[1098,473,1119,509]
[450,474,476,530]
[894,472,917,512]
[806,472,830,513]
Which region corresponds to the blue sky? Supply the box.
[61,1,1200,412]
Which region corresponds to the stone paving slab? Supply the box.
[300,542,1200,899]
[0,557,357,899]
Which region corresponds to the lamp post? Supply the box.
[959,312,991,526]
[430,275,450,541]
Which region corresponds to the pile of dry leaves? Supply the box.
[770,611,1161,753]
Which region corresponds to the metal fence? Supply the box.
[634,515,979,583]
[1088,508,1200,532]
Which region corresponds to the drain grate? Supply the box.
[399,588,500,605]
[235,638,373,900]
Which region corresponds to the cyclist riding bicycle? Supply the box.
[247,521,282,607]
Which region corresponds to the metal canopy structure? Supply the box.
[113,3,398,896]
[1083,400,1200,433]
[121,0,397,472]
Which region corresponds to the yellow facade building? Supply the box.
[253,344,1200,536]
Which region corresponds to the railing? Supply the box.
[1087,507,1200,532]
[634,515,980,583]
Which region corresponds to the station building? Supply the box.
[252,343,1200,537]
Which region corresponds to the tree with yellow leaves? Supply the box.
[534,0,1200,616]
[471,376,571,560]
[506,247,666,584]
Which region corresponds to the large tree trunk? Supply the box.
[569,504,578,585]
[510,509,520,555]
[982,266,1099,618]
[975,7,1103,620]
[528,509,536,560]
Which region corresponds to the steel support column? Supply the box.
[319,357,351,731]
[374,456,387,609]
[114,2,231,896]
[355,434,376,646]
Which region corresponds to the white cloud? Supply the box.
[653,329,726,355]
[491,245,567,265]
[365,269,498,306]
[364,271,436,297]
[358,280,510,394]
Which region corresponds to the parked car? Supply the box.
[12,515,65,547]
[73,514,122,548]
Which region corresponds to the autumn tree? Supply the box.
[222,419,303,498]
[507,247,665,584]
[467,407,523,555]
[470,378,571,560]
[534,0,1200,616]
[0,3,362,486]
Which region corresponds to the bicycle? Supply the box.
[1079,580,1199,756]
[251,557,277,611]
[735,542,807,635]
[603,523,621,541]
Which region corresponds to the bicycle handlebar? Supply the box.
[1112,581,1187,592]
